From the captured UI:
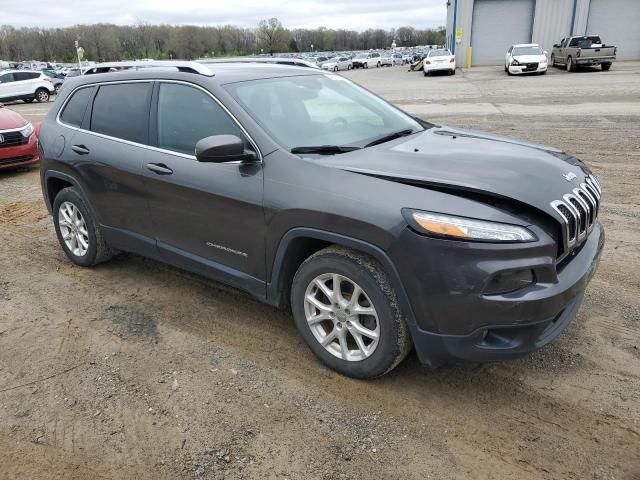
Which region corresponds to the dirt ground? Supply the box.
[1,63,639,480]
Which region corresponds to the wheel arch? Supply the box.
[44,171,94,218]
[267,228,418,330]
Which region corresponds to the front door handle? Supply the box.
[71,144,90,155]
[146,163,173,175]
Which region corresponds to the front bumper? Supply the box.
[0,133,40,170]
[509,63,547,74]
[390,222,604,367]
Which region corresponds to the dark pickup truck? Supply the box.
[551,35,616,71]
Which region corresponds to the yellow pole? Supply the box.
[467,47,472,69]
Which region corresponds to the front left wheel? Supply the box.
[53,187,114,267]
[291,246,412,378]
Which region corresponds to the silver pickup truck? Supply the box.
[551,35,616,72]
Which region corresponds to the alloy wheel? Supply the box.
[303,273,380,362]
[58,201,89,256]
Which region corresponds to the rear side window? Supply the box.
[155,83,242,156]
[14,72,38,81]
[91,83,152,144]
[60,87,94,127]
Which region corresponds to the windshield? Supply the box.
[354,53,367,59]
[226,74,424,152]
[513,46,544,56]
[429,50,451,57]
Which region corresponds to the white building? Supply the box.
[446,0,640,66]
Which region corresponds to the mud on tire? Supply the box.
[291,246,412,378]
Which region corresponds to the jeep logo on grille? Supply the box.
[563,172,577,182]
[0,134,4,144]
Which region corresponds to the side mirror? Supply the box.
[195,135,258,163]
[553,44,560,48]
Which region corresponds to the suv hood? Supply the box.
[316,126,591,220]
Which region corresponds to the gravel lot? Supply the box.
[1,63,639,479]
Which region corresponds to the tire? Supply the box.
[539,70,547,75]
[602,62,611,71]
[347,64,352,70]
[364,62,368,69]
[550,54,556,67]
[291,246,412,378]
[55,84,62,94]
[423,70,428,77]
[333,66,338,72]
[53,187,114,267]
[450,69,456,75]
[23,98,34,103]
[505,63,509,73]
[376,62,381,68]
[35,88,50,103]
[566,56,574,72]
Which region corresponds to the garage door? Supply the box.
[471,0,535,65]
[587,0,640,61]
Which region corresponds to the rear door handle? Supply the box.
[71,144,90,155]
[146,163,173,175]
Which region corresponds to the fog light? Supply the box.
[484,269,535,295]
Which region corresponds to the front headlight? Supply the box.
[404,210,536,242]
[511,59,520,66]
[20,123,34,138]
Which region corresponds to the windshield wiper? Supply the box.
[364,129,416,148]
[290,145,361,155]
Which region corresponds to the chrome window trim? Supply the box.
[55,79,263,163]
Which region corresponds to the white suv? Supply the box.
[0,70,55,104]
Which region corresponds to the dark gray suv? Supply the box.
[39,61,604,378]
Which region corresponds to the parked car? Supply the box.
[0,70,55,103]
[551,35,616,71]
[505,44,548,75]
[42,69,65,94]
[380,53,403,67]
[423,49,456,76]
[351,52,381,69]
[0,104,40,170]
[321,57,352,71]
[39,60,604,378]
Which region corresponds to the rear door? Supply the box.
[64,81,156,248]
[142,81,265,288]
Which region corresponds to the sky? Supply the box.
[0,0,447,31]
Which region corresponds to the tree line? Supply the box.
[0,19,445,63]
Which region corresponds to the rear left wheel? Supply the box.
[53,187,114,267]
[35,88,50,103]
[291,246,412,378]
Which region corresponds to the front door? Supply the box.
[142,81,265,289]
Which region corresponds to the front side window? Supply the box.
[156,83,242,156]
[90,83,152,144]
[227,74,423,152]
[0,73,15,83]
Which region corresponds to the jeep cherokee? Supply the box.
[39,61,604,378]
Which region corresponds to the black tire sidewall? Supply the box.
[36,88,49,102]
[291,252,403,378]
[52,188,99,267]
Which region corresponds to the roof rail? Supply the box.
[198,57,319,69]
[83,61,214,76]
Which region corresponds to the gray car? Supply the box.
[38,61,604,378]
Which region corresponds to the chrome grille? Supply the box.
[551,174,601,255]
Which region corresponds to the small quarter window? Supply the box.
[60,87,94,127]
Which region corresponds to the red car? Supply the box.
[0,104,40,170]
